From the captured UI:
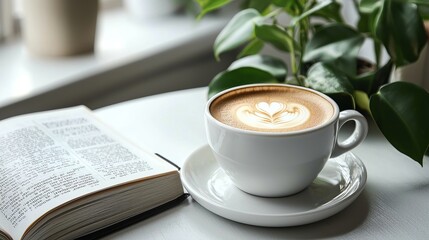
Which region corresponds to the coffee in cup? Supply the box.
[205,84,368,197]
[209,85,334,133]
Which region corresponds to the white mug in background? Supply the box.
[205,84,368,197]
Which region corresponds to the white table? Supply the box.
[96,87,429,240]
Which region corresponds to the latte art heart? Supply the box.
[236,101,310,129]
[256,102,284,117]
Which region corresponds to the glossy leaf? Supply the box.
[312,1,343,23]
[357,0,383,66]
[359,0,382,13]
[410,0,429,6]
[237,39,264,58]
[254,24,296,52]
[305,62,355,110]
[228,55,287,81]
[196,0,231,19]
[246,0,272,13]
[370,82,429,165]
[291,0,334,25]
[272,0,290,7]
[272,0,301,16]
[214,9,263,60]
[351,71,375,94]
[357,7,380,35]
[370,60,393,94]
[303,24,365,76]
[418,5,429,19]
[208,67,280,99]
[306,63,354,93]
[376,0,427,67]
[326,92,356,111]
[350,60,393,95]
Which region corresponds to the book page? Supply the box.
[0,106,177,239]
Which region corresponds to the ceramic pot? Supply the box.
[22,0,98,57]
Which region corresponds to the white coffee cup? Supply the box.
[205,84,368,197]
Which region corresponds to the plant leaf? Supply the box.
[312,0,343,23]
[356,0,383,66]
[351,72,375,94]
[237,38,264,58]
[409,0,429,6]
[419,5,429,20]
[305,62,355,110]
[359,0,383,13]
[214,9,263,60]
[196,0,231,19]
[375,0,427,67]
[245,0,272,13]
[350,60,393,95]
[370,82,429,165]
[353,90,371,113]
[254,24,296,52]
[208,67,280,99]
[291,0,334,25]
[228,55,287,81]
[357,7,380,35]
[370,60,393,94]
[325,92,356,110]
[306,63,354,93]
[303,23,365,76]
[272,0,301,16]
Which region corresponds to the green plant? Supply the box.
[195,0,429,165]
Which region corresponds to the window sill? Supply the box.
[0,8,234,119]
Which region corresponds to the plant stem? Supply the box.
[374,39,381,68]
[266,8,282,19]
[294,0,313,86]
[298,14,309,73]
[287,27,304,86]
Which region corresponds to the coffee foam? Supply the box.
[210,86,335,133]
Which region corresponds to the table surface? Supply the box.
[95,87,429,240]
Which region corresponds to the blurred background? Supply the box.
[0,0,428,120]
[0,0,238,119]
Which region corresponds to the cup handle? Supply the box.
[331,110,368,158]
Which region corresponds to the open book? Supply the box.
[0,106,185,240]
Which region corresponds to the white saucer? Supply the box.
[181,145,367,227]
